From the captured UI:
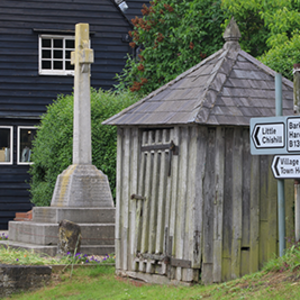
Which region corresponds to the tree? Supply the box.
[222,0,300,80]
[116,0,226,94]
[29,89,141,206]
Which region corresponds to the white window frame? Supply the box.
[17,126,37,165]
[39,34,75,76]
[0,126,13,165]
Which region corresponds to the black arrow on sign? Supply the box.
[274,156,280,177]
[254,126,261,146]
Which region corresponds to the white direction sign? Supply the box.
[272,155,300,179]
[287,117,300,152]
[252,123,284,148]
[250,117,286,155]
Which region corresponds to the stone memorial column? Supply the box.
[50,23,114,208]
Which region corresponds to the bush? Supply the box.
[29,88,141,206]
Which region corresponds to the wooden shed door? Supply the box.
[132,128,177,274]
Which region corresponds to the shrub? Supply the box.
[29,88,141,206]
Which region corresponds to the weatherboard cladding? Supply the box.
[124,0,149,22]
[0,0,132,118]
[104,45,293,127]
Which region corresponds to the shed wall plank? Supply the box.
[212,127,225,282]
[202,127,216,283]
[115,128,123,270]
[121,127,131,271]
[169,126,180,279]
[193,127,208,270]
[249,155,260,273]
[259,155,269,269]
[222,128,234,281]
[241,129,251,276]
[155,130,169,254]
[231,128,243,279]
[128,128,139,271]
[183,126,199,282]
[175,127,189,281]
[141,134,153,254]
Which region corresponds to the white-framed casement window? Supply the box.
[0,126,13,165]
[39,35,75,76]
[18,127,37,165]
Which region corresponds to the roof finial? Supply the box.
[223,17,241,42]
[223,17,241,51]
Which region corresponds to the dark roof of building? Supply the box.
[104,18,294,126]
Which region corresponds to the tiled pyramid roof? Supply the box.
[104,18,293,126]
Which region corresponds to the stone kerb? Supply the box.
[0,264,51,298]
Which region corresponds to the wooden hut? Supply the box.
[103,19,295,284]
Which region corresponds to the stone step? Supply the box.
[0,240,114,256]
[8,221,114,246]
[32,207,115,224]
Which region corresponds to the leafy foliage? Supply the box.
[29,89,141,206]
[222,0,300,80]
[116,0,226,94]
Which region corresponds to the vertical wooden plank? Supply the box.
[182,126,199,282]
[193,126,208,271]
[128,128,139,271]
[163,129,173,255]
[141,131,153,254]
[240,128,251,277]
[202,127,216,284]
[259,155,269,269]
[285,179,295,247]
[148,132,160,256]
[135,132,147,257]
[267,155,278,261]
[155,129,168,254]
[115,127,123,271]
[121,127,131,271]
[231,128,243,279]
[249,154,260,274]
[221,128,234,282]
[169,126,180,280]
[212,127,225,283]
[175,126,189,281]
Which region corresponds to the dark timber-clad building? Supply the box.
[0,0,147,229]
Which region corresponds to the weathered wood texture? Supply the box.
[115,125,294,284]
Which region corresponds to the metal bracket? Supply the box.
[131,194,146,201]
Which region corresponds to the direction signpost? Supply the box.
[250,73,298,257]
[272,155,300,179]
[287,117,300,152]
[250,116,300,156]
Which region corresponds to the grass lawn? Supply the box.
[3,244,300,299]
[6,264,300,300]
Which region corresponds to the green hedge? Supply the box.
[29,88,141,206]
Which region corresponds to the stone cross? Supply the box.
[71,23,94,165]
[50,23,113,208]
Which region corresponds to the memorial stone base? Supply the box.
[51,164,114,207]
[1,207,115,256]
[0,164,115,256]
